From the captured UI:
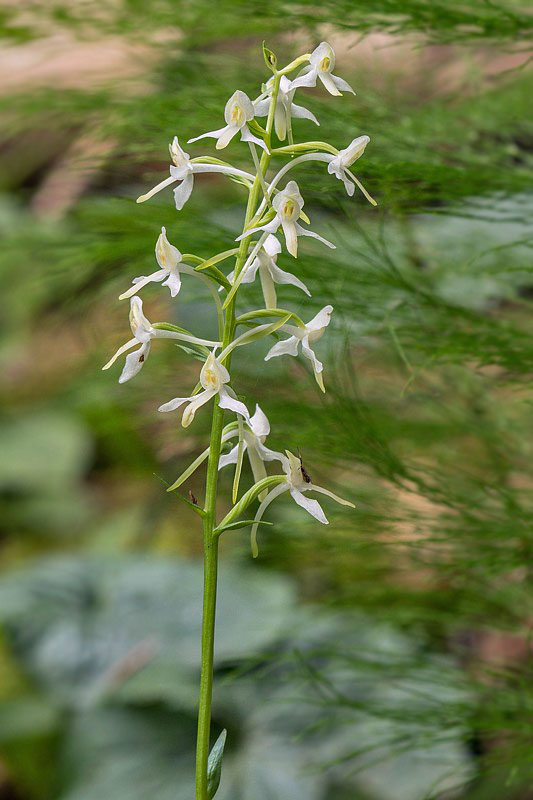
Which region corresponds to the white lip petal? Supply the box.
[281,219,299,257]
[289,486,329,524]
[264,335,300,361]
[318,72,342,96]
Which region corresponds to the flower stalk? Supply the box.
[103,41,374,800]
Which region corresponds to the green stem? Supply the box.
[194,71,282,800]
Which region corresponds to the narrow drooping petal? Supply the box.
[268,263,311,296]
[102,338,138,371]
[289,485,328,524]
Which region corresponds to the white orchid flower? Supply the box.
[290,42,355,97]
[326,135,370,197]
[218,404,282,485]
[119,227,198,300]
[238,180,335,258]
[158,350,251,428]
[136,136,254,210]
[228,234,310,308]
[264,305,333,392]
[254,76,319,141]
[188,90,268,153]
[102,297,220,384]
[250,449,355,557]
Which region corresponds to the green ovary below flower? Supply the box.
[158,351,251,428]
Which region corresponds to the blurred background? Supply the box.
[0,1,532,799]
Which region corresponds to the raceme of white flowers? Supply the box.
[103,41,374,554]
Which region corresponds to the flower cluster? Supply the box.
[104,41,374,553]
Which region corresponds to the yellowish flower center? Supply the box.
[230,103,245,127]
[319,56,331,72]
[281,199,297,221]
[203,367,218,389]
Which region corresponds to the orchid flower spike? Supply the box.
[136,136,254,210]
[228,234,310,308]
[119,227,198,300]
[254,76,319,142]
[219,404,282,484]
[102,297,220,384]
[239,180,335,258]
[250,449,355,557]
[290,42,355,97]
[265,305,333,392]
[158,350,251,428]
[188,90,268,153]
[327,135,371,197]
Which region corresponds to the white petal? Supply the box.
[218,443,240,469]
[182,389,217,428]
[341,172,356,197]
[240,258,260,284]
[119,270,167,300]
[161,270,182,297]
[289,486,328,524]
[290,103,320,126]
[300,335,323,378]
[289,69,318,91]
[247,445,268,486]
[253,98,271,116]
[319,72,342,96]
[251,483,289,558]
[259,267,277,308]
[217,386,251,423]
[216,124,240,150]
[136,174,176,204]
[119,341,151,384]
[250,404,270,437]
[309,484,356,509]
[173,171,194,211]
[281,219,298,257]
[102,337,137,370]
[268,263,311,296]
[256,443,286,466]
[264,335,300,361]
[158,395,194,413]
[307,305,333,332]
[294,222,336,250]
[235,217,280,242]
[187,127,227,144]
[332,74,356,95]
[274,105,287,141]
[264,234,281,257]
[240,126,269,152]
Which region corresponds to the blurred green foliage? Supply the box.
[0,0,532,798]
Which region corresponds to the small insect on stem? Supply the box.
[298,448,312,484]
[189,490,198,505]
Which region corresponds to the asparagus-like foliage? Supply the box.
[103,41,374,800]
